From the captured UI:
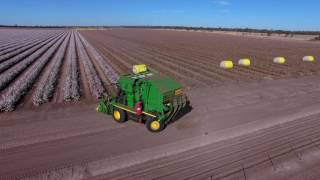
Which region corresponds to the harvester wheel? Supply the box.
[146,118,165,133]
[112,108,127,123]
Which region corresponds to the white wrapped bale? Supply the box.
[303,56,315,62]
[273,57,286,64]
[220,60,234,69]
[238,58,251,67]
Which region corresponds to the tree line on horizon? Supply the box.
[0,24,319,37]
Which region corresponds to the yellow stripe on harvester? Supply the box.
[113,103,157,118]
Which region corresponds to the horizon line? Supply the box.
[0,25,319,34]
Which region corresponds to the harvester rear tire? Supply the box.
[112,108,127,123]
[146,118,165,133]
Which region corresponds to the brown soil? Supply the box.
[2,75,320,179]
[1,28,320,179]
[80,28,320,88]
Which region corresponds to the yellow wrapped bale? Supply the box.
[220,60,234,69]
[303,56,315,62]
[273,57,286,64]
[133,64,148,74]
[238,58,251,67]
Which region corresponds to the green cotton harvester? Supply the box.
[96,64,189,132]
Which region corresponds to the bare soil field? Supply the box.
[80,28,320,88]
[2,76,320,179]
[1,28,320,179]
[161,28,320,41]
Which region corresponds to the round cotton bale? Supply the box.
[273,57,286,64]
[220,60,234,69]
[133,64,148,74]
[303,56,315,62]
[238,58,251,67]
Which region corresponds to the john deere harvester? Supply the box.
[96,64,188,132]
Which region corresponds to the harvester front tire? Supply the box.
[112,108,127,123]
[146,118,165,133]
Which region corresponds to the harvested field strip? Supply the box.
[110,29,319,62]
[226,48,302,74]
[114,39,228,83]
[33,32,71,106]
[81,31,262,84]
[100,47,129,74]
[127,37,287,80]
[99,46,131,73]
[109,31,318,75]
[234,65,281,79]
[113,38,248,84]
[104,41,199,84]
[0,33,65,92]
[95,38,205,87]
[95,35,213,86]
[134,49,223,85]
[134,45,254,82]
[169,49,279,78]
[105,35,262,82]
[81,29,320,87]
[173,47,288,77]
[119,42,218,86]
[63,31,80,102]
[98,33,220,86]
[0,33,67,111]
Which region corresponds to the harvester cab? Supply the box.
[96,64,189,132]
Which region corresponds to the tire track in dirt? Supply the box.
[107,35,256,83]
[102,35,216,86]
[116,43,214,86]
[100,29,320,81]
[86,35,203,87]
[79,31,130,74]
[133,45,250,83]
[118,41,224,85]
[101,38,207,87]
[101,113,320,180]
[123,37,275,81]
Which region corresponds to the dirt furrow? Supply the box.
[99,38,206,87]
